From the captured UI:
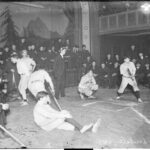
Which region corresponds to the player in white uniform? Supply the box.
[28,69,55,98]
[11,51,36,106]
[78,70,98,100]
[117,56,142,103]
[33,91,101,133]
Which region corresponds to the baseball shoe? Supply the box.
[138,98,143,103]
[92,118,101,133]
[80,123,93,133]
[116,96,120,100]
[20,101,28,106]
[88,95,96,99]
[80,93,85,100]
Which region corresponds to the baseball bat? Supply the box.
[48,87,62,111]
[0,125,27,148]
[127,68,134,81]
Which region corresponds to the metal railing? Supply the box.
[99,9,150,35]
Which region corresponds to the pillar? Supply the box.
[89,2,100,64]
[80,2,90,51]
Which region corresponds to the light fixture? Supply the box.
[125,2,130,7]
[102,5,106,9]
[140,2,150,14]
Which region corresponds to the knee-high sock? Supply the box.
[65,118,82,131]
[134,91,140,99]
[117,92,122,96]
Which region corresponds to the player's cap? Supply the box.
[60,47,67,52]
[22,49,28,53]
[11,53,18,58]
[124,55,131,59]
[36,91,49,101]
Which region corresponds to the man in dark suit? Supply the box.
[53,47,67,100]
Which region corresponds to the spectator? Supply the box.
[137,52,145,68]
[4,53,20,92]
[38,46,47,69]
[135,63,145,86]
[85,56,93,71]
[110,62,120,89]
[144,63,150,87]
[19,38,27,51]
[82,45,91,62]
[81,63,88,77]
[128,45,138,60]
[105,53,113,69]
[55,38,63,52]
[3,47,10,63]
[99,63,110,88]
[113,54,121,65]
[91,61,99,84]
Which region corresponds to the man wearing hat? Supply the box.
[53,47,67,100]
[4,52,20,92]
[116,56,143,103]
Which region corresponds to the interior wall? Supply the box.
[0,2,80,47]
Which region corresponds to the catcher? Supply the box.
[116,56,143,103]
[78,70,98,100]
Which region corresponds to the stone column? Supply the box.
[73,2,82,49]
[89,2,100,64]
[80,2,90,51]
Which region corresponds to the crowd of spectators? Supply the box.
[0,38,150,96]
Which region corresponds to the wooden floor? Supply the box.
[0,86,150,148]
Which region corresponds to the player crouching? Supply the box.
[116,56,143,103]
[78,70,98,100]
[33,91,101,133]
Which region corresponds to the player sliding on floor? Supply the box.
[116,56,143,103]
[33,91,101,133]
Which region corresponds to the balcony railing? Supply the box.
[99,9,150,35]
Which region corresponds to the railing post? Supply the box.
[116,14,119,28]
[125,11,128,26]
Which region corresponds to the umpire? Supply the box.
[53,47,67,100]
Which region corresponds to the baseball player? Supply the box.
[11,51,36,106]
[116,56,142,103]
[78,70,98,100]
[34,91,101,133]
[28,69,55,98]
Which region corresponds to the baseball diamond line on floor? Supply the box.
[82,99,140,107]
[82,101,105,106]
[116,107,131,112]
[131,107,150,125]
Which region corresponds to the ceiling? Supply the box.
[0,1,148,16]
[98,1,146,16]
[12,1,73,9]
